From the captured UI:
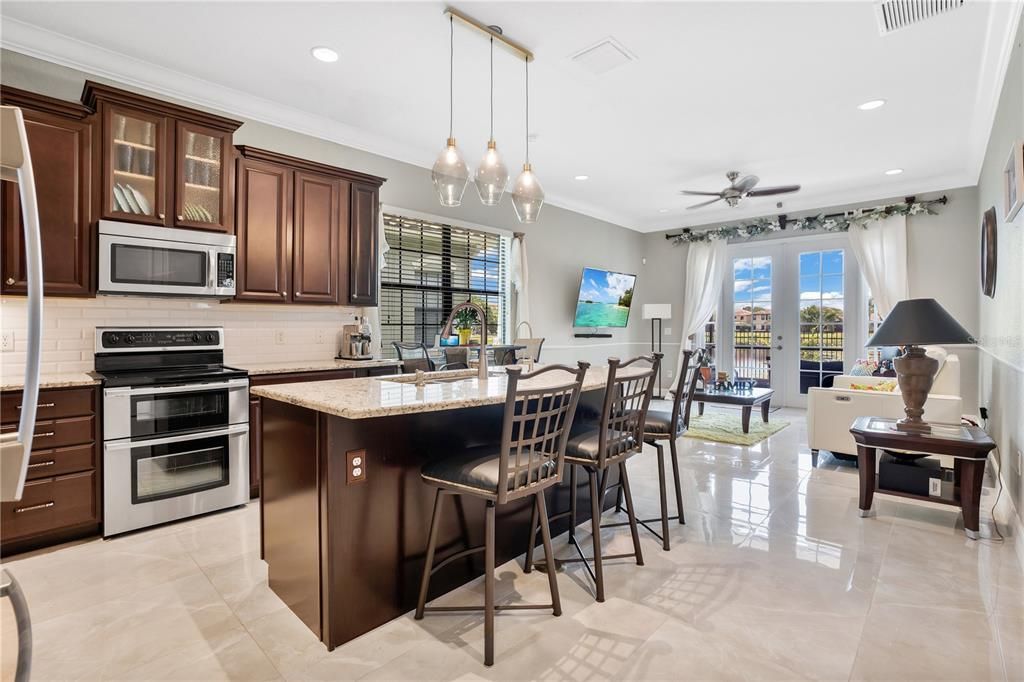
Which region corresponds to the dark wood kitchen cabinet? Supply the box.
[0,385,102,557]
[83,81,241,233]
[348,182,379,306]
[234,147,384,306]
[0,87,94,297]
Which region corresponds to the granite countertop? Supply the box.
[1,372,102,392]
[251,364,642,420]
[238,358,402,376]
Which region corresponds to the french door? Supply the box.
[715,235,865,408]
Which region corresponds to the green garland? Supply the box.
[670,198,946,244]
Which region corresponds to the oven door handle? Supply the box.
[104,379,249,398]
[105,424,249,451]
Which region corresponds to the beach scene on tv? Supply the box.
[573,267,636,328]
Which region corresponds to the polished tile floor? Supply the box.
[2,406,1021,681]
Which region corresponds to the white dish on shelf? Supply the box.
[121,183,142,214]
[127,184,150,215]
[113,184,132,213]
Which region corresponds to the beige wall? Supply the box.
[976,14,1024,527]
[0,49,650,370]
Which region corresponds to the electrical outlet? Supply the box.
[664,327,672,336]
[665,368,673,378]
[275,330,285,345]
[315,329,326,344]
[0,333,12,352]
[347,449,367,485]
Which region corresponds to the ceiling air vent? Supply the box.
[875,0,965,35]
[570,37,636,76]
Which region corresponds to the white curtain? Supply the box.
[364,207,390,356]
[510,234,529,332]
[847,213,908,317]
[677,238,728,375]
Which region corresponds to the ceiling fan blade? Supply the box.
[733,175,760,193]
[746,184,801,197]
[679,190,723,196]
[686,197,723,209]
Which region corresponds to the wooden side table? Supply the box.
[849,416,997,539]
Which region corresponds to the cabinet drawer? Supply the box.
[1,470,98,539]
[1,387,95,424]
[1,415,95,449]
[25,444,96,481]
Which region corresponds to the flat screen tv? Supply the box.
[573,267,636,328]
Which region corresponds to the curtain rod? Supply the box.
[663,195,947,240]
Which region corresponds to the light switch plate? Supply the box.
[664,327,672,336]
[0,333,12,352]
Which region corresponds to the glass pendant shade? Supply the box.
[431,137,469,207]
[474,140,509,206]
[511,163,544,223]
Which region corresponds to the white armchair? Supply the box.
[807,354,962,466]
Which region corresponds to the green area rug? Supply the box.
[683,411,790,445]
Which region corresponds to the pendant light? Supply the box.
[474,36,509,206]
[511,56,544,223]
[431,15,469,207]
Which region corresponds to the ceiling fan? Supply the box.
[680,171,801,209]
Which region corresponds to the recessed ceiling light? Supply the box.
[574,175,589,181]
[310,46,339,63]
[858,99,886,111]
[658,208,669,213]
[884,168,904,175]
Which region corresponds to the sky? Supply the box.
[578,267,636,304]
[731,251,845,302]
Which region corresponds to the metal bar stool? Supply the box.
[607,349,703,550]
[415,362,590,666]
[525,354,661,603]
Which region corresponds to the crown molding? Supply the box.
[965,0,1024,184]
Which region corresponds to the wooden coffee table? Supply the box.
[693,386,774,433]
[849,416,997,540]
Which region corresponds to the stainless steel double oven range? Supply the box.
[94,327,249,537]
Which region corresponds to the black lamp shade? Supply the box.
[866,298,975,348]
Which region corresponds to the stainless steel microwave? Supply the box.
[98,220,236,298]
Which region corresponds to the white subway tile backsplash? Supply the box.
[1,296,364,375]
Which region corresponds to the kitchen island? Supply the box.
[253,365,628,650]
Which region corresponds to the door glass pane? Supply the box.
[182,130,222,224]
[131,436,229,504]
[798,249,845,393]
[131,390,229,438]
[112,113,157,216]
[111,244,207,287]
[733,256,772,386]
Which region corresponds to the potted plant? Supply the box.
[453,308,478,346]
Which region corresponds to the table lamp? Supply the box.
[866,298,975,432]
[642,304,671,398]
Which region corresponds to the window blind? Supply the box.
[380,213,510,358]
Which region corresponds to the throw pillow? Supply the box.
[850,380,898,392]
[850,359,879,376]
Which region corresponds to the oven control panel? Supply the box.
[97,328,223,351]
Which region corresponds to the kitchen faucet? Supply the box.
[441,301,489,381]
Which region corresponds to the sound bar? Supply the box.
[574,332,612,338]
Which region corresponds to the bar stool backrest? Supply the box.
[669,349,704,432]
[597,354,662,469]
[497,362,590,505]
[393,341,435,373]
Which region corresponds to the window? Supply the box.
[732,256,773,386]
[703,314,717,367]
[799,249,845,393]
[380,213,510,357]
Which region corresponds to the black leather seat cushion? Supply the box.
[644,409,684,437]
[421,445,555,494]
[565,428,635,462]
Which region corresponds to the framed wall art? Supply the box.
[1005,140,1023,222]
[981,206,997,298]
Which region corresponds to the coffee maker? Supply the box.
[338,318,374,360]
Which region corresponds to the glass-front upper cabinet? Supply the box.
[104,105,168,226]
[85,81,241,233]
[174,122,233,232]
